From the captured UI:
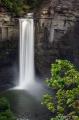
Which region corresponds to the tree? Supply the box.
[1,0,30,16]
[1,0,42,16]
[42,60,79,120]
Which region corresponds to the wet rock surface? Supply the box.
[0,40,18,90]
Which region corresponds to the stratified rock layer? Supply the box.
[35,0,79,77]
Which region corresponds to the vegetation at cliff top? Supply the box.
[0,97,16,120]
[42,60,79,120]
[1,0,42,16]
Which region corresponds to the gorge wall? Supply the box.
[35,0,79,77]
[0,6,19,41]
[0,0,79,78]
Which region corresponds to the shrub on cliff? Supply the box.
[42,60,79,120]
[0,97,16,120]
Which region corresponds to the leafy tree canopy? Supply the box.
[1,0,42,16]
[42,60,79,120]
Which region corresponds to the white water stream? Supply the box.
[18,18,34,89]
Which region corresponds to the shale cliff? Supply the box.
[0,0,79,77]
[35,0,79,77]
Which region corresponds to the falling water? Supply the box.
[18,18,34,89]
[49,27,54,43]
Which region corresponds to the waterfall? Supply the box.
[13,16,48,98]
[49,27,54,43]
[18,18,34,89]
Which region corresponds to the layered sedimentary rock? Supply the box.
[35,0,79,77]
[0,0,79,77]
[0,6,19,41]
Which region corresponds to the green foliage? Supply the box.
[0,110,16,120]
[0,97,10,111]
[1,0,42,16]
[51,115,79,120]
[0,97,16,120]
[51,114,65,120]
[46,60,79,89]
[42,94,55,112]
[42,60,79,120]
[1,0,30,16]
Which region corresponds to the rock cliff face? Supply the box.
[35,0,79,77]
[0,1,79,78]
[0,8,19,41]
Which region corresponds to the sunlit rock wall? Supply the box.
[35,0,79,77]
